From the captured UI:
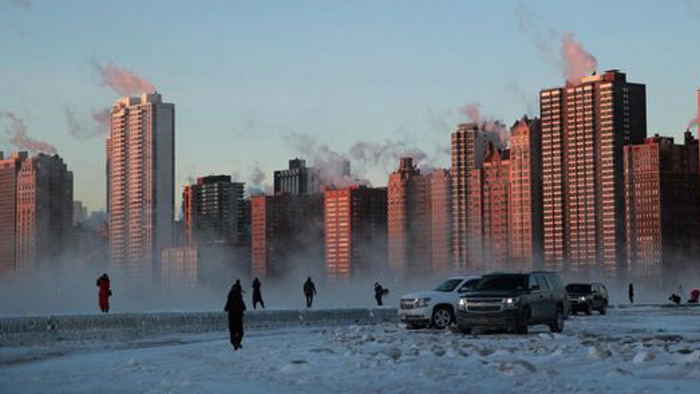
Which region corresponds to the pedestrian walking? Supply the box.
[628,283,634,304]
[225,282,246,350]
[96,273,112,313]
[374,282,387,306]
[252,277,265,310]
[303,277,316,308]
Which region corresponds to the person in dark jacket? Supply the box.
[628,283,634,304]
[252,277,265,310]
[232,279,243,294]
[96,274,112,313]
[303,277,316,308]
[225,282,246,350]
[669,293,681,305]
[374,282,385,306]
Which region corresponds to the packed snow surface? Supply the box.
[2,307,700,393]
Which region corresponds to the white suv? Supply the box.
[398,276,481,329]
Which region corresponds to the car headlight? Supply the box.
[579,296,587,302]
[416,297,431,308]
[458,298,467,309]
[503,297,520,309]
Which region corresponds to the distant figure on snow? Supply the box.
[303,277,317,308]
[96,273,112,313]
[668,293,681,305]
[374,282,389,306]
[225,282,247,350]
[252,277,265,309]
[232,279,244,294]
[628,283,634,304]
[688,289,699,304]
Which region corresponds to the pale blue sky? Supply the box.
[1,0,699,212]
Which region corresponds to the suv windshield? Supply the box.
[475,275,527,291]
[566,284,592,294]
[435,279,462,292]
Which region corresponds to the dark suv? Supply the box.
[566,283,608,315]
[456,272,570,334]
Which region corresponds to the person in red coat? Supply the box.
[96,274,112,313]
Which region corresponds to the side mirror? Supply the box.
[530,284,541,291]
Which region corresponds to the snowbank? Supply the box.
[0,308,398,347]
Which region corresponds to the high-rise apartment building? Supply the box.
[107,93,175,283]
[14,153,73,273]
[430,169,452,274]
[387,158,432,276]
[451,123,503,270]
[73,201,88,225]
[251,194,324,278]
[469,146,511,272]
[624,133,699,286]
[274,158,320,195]
[540,70,647,278]
[0,151,27,277]
[324,185,387,279]
[183,175,245,245]
[509,117,543,271]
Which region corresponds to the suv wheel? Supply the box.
[515,307,530,334]
[599,302,607,315]
[431,307,453,330]
[549,307,564,333]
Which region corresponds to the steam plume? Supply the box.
[561,32,598,85]
[91,62,155,96]
[65,107,111,140]
[1,111,57,155]
[459,103,509,147]
[516,3,597,85]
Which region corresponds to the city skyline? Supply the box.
[1,1,700,213]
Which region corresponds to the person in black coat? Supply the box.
[303,277,316,308]
[225,282,247,350]
[252,277,265,310]
[628,283,634,304]
[374,282,385,306]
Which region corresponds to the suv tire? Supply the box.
[599,302,607,315]
[431,306,453,330]
[515,307,530,334]
[549,307,564,333]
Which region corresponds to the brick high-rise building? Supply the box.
[14,153,73,273]
[0,152,27,277]
[387,158,432,276]
[430,169,452,274]
[540,70,647,278]
[624,133,699,286]
[182,175,245,245]
[107,93,175,283]
[324,185,387,279]
[251,194,324,278]
[451,123,502,270]
[469,146,510,272]
[509,117,543,271]
[274,158,320,196]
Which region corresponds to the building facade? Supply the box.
[469,146,511,272]
[430,169,452,274]
[324,186,387,279]
[107,93,175,283]
[508,117,544,271]
[539,70,647,278]
[14,153,73,273]
[182,175,245,245]
[274,158,320,196]
[0,152,25,277]
[251,194,324,278]
[624,133,699,286]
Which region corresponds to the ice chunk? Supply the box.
[633,351,655,363]
[499,359,537,375]
[588,345,612,360]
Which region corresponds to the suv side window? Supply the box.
[535,275,551,291]
[528,275,539,290]
[546,273,564,289]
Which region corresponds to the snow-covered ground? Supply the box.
[2,307,700,393]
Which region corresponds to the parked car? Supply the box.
[456,271,570,334]
[566,283,608,315]
[398,276,481,329]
